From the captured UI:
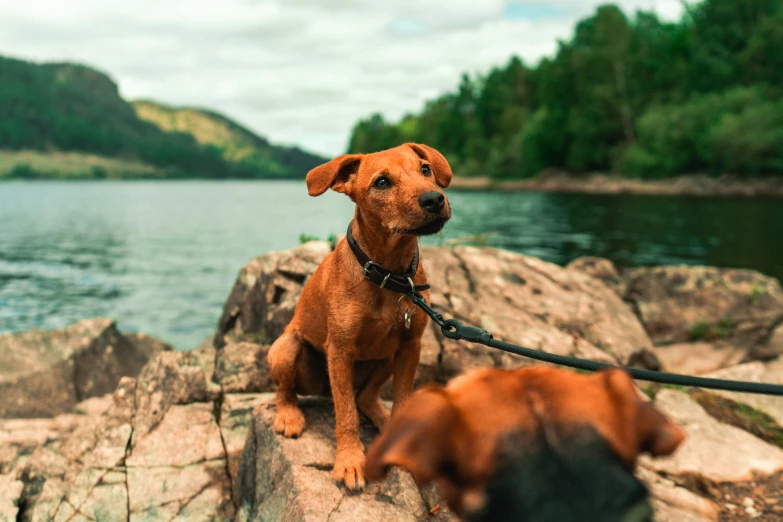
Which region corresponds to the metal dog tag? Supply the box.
[404,309,412,329]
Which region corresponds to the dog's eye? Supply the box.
[421,165,431,176]
[374,176,391,189]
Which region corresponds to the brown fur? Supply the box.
[267,143,452,490]
[365,367,686,518]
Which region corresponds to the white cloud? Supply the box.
[0,0,685,157]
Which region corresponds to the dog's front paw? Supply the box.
[359,400,390,431]
[274,406,306,438]
[333,446,366,491]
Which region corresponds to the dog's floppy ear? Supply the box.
[635,399,686,458]
[405,143,452,188]
[305,154,363,196]
[366,386,459,485]
[600,368,686,462]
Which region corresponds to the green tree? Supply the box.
[740,4,783,88]
[623,87,783,178]
[345,0,783,180]
[686,0,782,92]
[346,113,403,153]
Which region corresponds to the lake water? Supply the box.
[1,181,781,349]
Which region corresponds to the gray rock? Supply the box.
[0,410,87,476]
[15,375,243,522]
[8,245,783,522]
[235,395,453,522]
[133,347,221,436]
[750,322,783,361]
[643,390,783,482]
[652,342,746,375]
[214,244,653,385]
[705,357,783,426]
[214,342,271,394]
[566,256,627,296]
[214,241,332,348]
[26,377,136,522]
[126,401,234,521]
[621,266,783,349]
[219,394,264,505]
[123,332,173,359]
[0,319,151,418]
[0,473,24,522]
[636,466,719,522]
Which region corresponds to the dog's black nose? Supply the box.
[419,191,445,213]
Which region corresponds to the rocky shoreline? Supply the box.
[449,172,783,198]
[2,242,783,521]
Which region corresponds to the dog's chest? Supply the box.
[353,299,420,359]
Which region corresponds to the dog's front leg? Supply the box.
[391,339,422,413]
[327,348,366,490]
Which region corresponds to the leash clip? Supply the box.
[441,319,493,343]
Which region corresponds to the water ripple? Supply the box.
[1,181,781,349]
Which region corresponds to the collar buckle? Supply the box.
[362,260,384,278]
[348,220,426,294]
[406,276,416,295]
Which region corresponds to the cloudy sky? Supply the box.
[0,0,684,157]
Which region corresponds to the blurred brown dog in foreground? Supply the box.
[267,143,452,490]
[366,366,686,522]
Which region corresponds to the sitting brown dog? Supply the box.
[366,367,686,521]
[267,143,452,490]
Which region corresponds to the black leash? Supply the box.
[343,220,783,396]
[403,291,783,396]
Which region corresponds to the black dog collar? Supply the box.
[345,221,430,294]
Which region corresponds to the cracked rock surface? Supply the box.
[706,358,783,426]
[235,395,456,522]
[2,346,452,522]
[643,390,783,483]
[5,246,783,521]
[214,242,653,387]
[0,473,24,521]
[0,319,171,418]
[215,244,783,521]
[568,258,783,366]
[2,346,245,522]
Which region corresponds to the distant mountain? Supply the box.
[0,55,323,179]
[132,100,325,179]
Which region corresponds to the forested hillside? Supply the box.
[0,56,323,179]
[132,101,324,179]
[347,0,783,180]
